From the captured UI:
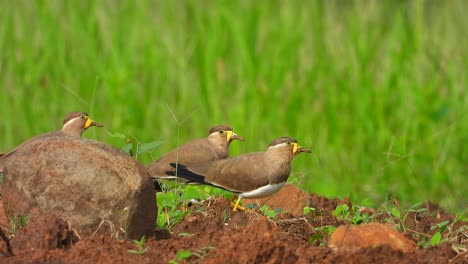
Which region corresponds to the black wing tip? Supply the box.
[167,162,187,176]
[170,162,177,168]
[167,163,207,184]
[165,170,176,176]
[169,162,185,168]
[167,163,237,193]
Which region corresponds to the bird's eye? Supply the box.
[80,114,86,120]
[287,141,291,145]
[219,130,224,134]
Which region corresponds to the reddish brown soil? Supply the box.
[0,193,466,264]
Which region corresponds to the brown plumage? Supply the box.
[147,125,244,180]
[61,112,103,137]
[168,137,311,210]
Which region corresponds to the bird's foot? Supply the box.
[231,198,247,211]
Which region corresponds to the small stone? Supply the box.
[329,223,416,253]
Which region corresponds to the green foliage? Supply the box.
[427,213,467,247]
[259,205,281,219]
[221,209,230,224]
[1,1,467,211]
[333,204,351,220]
[332,204,374,225]
[156,187,189,229]
[383,202,428,232]
[310,225,336,247]
[303,206,315,215]
[128,236,148,255]
[136,140,165,155]
[303,206,327,221]
[8,214,30,233]
[167,247,213,264]
[107,131,164,158]
[430,231,442,247]
[156,184,227,229]
[168,250,192,264]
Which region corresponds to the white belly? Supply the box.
[239,182,285,199]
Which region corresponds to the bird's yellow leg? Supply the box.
[231,198,247,211]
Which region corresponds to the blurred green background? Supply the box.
[1,1,466,211]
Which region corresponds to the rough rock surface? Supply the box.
[0,133,156,239]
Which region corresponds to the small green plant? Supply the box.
[332,204,373,225]
[169,247,213,263]
[128,236,148,255]
[157,189,190,229]
[332,204,351,220]
[303,206,316,215]
[9,214,30,233]
[259,205,281,219]
[107,131,164,159]
[430,220,451,246]
[384,202,428,232]
[428,213,467,247]
[156,184,216,229]
[168,249,192,264]
[309,225,336,247]
[221,209,230,224]
[303,206,327,221]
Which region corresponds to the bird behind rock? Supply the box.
[0,126,156,239]
[0,112,103,171]
[61,111,103,137]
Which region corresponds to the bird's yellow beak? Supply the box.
[292,143,311,154]
[85,116,103,129]
[226,131,245,142]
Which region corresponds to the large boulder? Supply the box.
[0,133,156,239]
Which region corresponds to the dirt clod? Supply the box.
[329,222,417,253]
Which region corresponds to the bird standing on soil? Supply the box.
[0,112,103,171]
[167,137,311,211]
[147,125,244,181]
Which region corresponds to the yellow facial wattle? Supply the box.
[84,117,93,128]
[226,130,233,142]
[292,142,299,154]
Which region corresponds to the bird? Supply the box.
[147,125,244,181]
[0,112,103,170]
[167,137,311,211]
[60,111,103,137]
